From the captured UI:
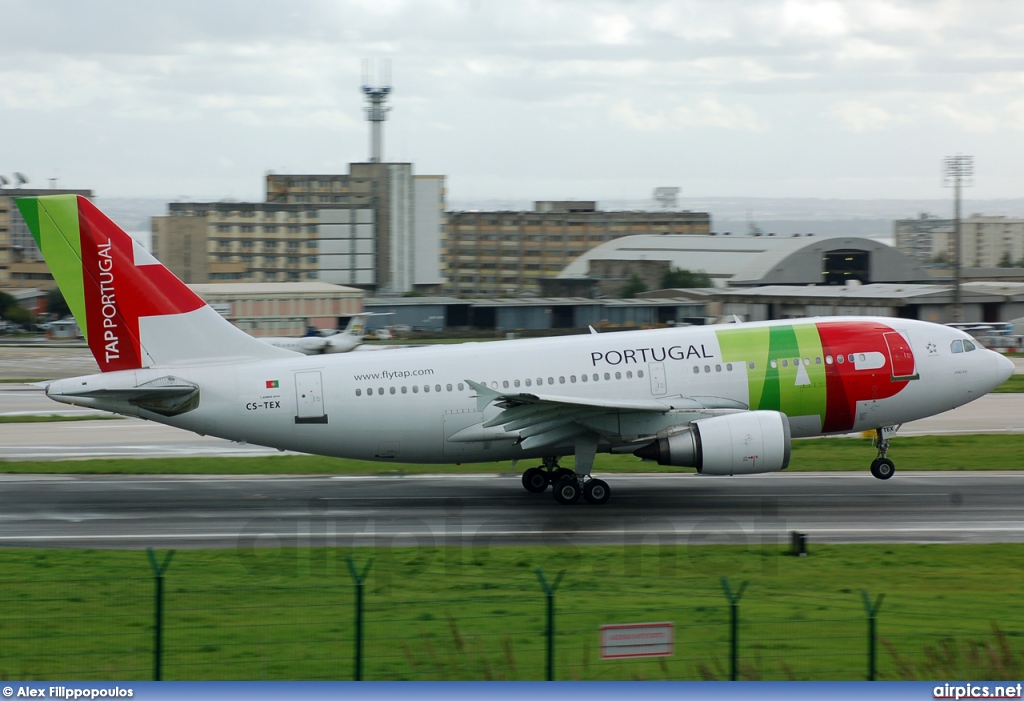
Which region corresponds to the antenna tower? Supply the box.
[362,59,392,163]
[943,154,974,323]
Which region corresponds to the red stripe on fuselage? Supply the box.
[816,320,911,433]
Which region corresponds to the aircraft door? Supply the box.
[648,362,667,395]
[294,371,328,424]
[884,332,919,381]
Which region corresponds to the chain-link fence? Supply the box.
[1,548,1022,681]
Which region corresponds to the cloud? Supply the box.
[825,100,910,132]
[612,97,769,132]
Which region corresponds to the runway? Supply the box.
[0,471,1021,549]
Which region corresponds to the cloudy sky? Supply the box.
[2,0,1023,203]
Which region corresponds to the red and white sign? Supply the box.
[600,622,674,659]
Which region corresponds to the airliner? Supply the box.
[18,195,1015,505]
[262,313,380,354]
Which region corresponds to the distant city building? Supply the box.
[153,163,446,295]
[0,187,93,288]
[895,213,1024,268]
[445,201,710,296]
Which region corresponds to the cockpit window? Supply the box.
[950,340,964,353]
[963,340,976,352]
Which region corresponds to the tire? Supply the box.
[553,467,575,483]
[870,458,895,480]
[583,478,610,505]
[522,467,549,493]
[552,476,582,504]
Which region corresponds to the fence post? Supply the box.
[536,568,565,681]
[861,590,884,681]
[146,548,175,681]
[720,576,748,681]
[346,555,373,681]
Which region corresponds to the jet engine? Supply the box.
[633,410,791,475]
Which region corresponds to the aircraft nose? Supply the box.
[995,352,1016,385]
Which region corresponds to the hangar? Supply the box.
[549,234,931,296]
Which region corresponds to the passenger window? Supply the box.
[604,373,610,380]
[826,355,833,364]
[703,365,710,373]
[525,378,532,387]
[570,375,576,383]
[626,371,633,379]
[435,385,441,392]
[692,366,699,374]
[951,340,964,353]
[638,370,644,378]
[803,358,810,366]
[412,386,419,393]
[355,389,362,396]
[593,374,599,381]
[715,364,721,372]
[514,380,520,387]
[548,377,554,385]
[615,372,622,380]
[782,359,788,367]
[457,383,464,391]
[815,357,822,365]
[559,376,565,384]
[726,363,733,371]
[581,374,588,382]
[837,355,844,364]
[446,384,453,391]
[367,388,373,396]
[402,386,408,393]
[770,360,778,369]
[390,387,396,395]
[748,362,755,370]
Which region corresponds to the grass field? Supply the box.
[0,544,1022,681]
[1,433,1022,474]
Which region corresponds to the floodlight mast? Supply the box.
[362,59,392,163]
[943,154,974,323]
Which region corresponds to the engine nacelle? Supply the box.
[633,410,791,475]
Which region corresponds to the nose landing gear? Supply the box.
[870,427,896,480]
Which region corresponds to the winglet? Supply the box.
[465,379,502,412]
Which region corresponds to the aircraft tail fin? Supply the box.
[15,194,295,371]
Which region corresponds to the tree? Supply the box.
[0,291,29,326]
[660,267,712,289]
[620,273,648,299]
[998,251,1015,268]
[46,287,71,318]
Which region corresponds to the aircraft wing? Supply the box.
[460,380,746,451]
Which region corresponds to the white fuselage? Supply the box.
[45,317,1013,465]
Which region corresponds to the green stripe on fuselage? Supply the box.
[17,196,87,341]
[716,323,826,421]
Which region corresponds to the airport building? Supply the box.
[188,282,364,336]
[445,201,710,297]
[152,164,446,295]
[551,233,930,296]
[0,186,93,288]
[895,213,1024,267]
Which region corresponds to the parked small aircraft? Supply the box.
[262,313,381,355]
[18,195,1015,504]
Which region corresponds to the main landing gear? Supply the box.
[870,427,896,480]
[520,455,611,505]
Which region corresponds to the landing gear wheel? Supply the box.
[583,478,610,505]
[522,467,549,493]
[552,467,575,483]
[552,476,582,504]
[870,458,895,480]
